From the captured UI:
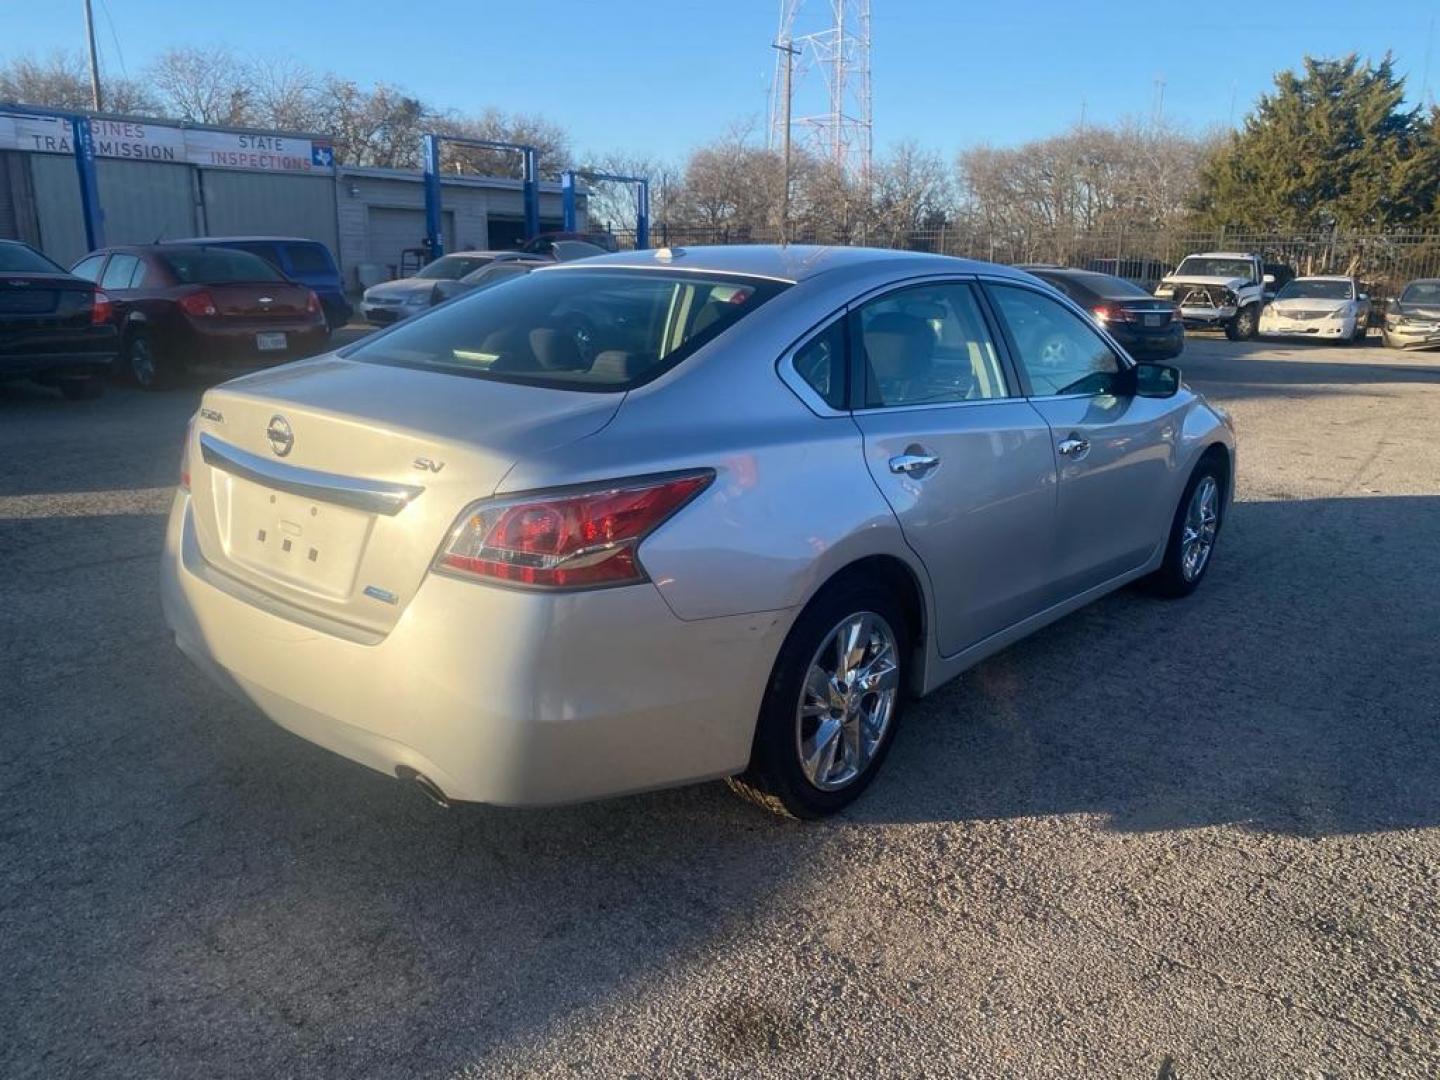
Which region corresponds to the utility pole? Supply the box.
[772,39,800,245]
[82,0,103,111]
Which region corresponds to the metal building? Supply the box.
[0,108,582,286]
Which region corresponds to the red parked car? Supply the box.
[69,244,329,389]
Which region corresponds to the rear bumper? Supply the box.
[0,327,118,378]
[177,321,330,365]
[1110,324,1184,359]
[160,493,789,805]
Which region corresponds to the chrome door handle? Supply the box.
[889,453,940,475]
[1057,436,1090,457]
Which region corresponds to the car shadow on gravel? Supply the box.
[858,494,1440,837]
[1180,339,1440,401]
[4,493,1438,1079]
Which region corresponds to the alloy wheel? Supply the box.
[129,339,156,388]
[1180,475,1220,581]
[795,612,900,791]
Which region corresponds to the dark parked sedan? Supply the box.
[70,245,329,389]
[1025,267,1184,360]
[0,239,117,399]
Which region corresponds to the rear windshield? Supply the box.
[414,255,493,280]
[1277,279,1353,301]
[0,242,64,274]
[162,248,282,284]
[1048,271,1151,300]
[284,243,335,275]
[348,268,787,390]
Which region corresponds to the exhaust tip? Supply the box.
[395,765,451,809]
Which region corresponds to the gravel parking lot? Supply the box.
[3,332,1438,1079]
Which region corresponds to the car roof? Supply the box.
[161,236,330,246]
[1185,252,1256,260]
[1286,275,1355,282]
[542,244,1033,285]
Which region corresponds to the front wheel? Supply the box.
[1225,305,1259,341]
[1144,458,1225,598]
[727,579,909,819]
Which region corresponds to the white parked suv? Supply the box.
[1155,252,1273,340]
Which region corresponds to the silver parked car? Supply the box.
[161,246,1235,818]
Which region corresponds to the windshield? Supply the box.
[415,255,492,280]
[349,268,787,390]
[1175,257,1256,283]
[0,242,65,274]
[1400,281,1440,306]
[162,248,282,284]
[1277,279,1353,301]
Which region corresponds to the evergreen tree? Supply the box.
[1196,54,1439,232]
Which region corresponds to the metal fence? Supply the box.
[611,224,1440,305]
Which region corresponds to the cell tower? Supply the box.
[769,0,873,182]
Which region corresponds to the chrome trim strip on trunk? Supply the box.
[199,432,424,515]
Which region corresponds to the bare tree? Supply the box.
[0,50,158,114]
[148,46,254,126]
[317,78,430,169]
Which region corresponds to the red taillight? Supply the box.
[179,290,217,318]
[1093,304,1136,324]
[436,471,714,589]
[91,289,113,325]
[305,289,321,315]
[179,415,195,491]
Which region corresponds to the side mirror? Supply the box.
[1262,273,1276,285]
[1128,362,1181,399]
[1358,292,1369,302]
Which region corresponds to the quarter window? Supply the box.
[791,319,847,410]
[70,255,106,282]
[989,284,1124,397]
[854,282,1009,408]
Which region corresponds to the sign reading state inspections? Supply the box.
[0,112,334,174]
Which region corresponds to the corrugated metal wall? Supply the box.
[0,153,16,240]
[97,159,195,245]
[30,154,86,265]
[199,170,338,254]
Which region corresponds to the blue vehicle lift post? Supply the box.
[561,170,650,249]
[423,133,538,259]
[70,115,105,250]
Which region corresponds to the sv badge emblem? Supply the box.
[413,457,445,473]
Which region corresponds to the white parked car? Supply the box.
[161,246,1236,818]
[1258,276,1370,345]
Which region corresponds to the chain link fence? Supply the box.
[608,224,1440,306]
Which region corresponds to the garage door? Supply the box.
[366,206,453,275]
[0,153,16,240]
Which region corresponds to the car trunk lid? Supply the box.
[207,281,313,321]
[187,356,623,634]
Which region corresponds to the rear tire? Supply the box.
[1225,305,1259,341]
[125,333,178,390]
[1144,456,1226,599]
[727,578,909,819]
[58,376,105,401]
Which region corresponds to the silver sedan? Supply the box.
[161,246,1235,818]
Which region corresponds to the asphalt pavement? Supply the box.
[2,332,1438,1079]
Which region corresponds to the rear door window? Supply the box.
[100,254,141,290]
[349,268,786,390]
